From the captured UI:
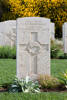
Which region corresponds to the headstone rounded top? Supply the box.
[64,22,67,24]
[4,20,16,23]
[17,17,50,24]
[51,22,54,25]
[63,22,67,27]
[4,20,16,33]
[63,22,67,30]
[0,21,5,25]
[4,20,16,26]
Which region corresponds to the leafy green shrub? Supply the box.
[0,46,16,59]
[51,40,62,59]
[0,46,11,58]
[8,76,40,93]
[58,71,67,88]
[38,75,61,89]
[59,53,67,59]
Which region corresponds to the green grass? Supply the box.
[0,59,67,100]
[0,59,16,84]
[51,59,67,77]
[0,59,67,84]
[0,92,67,100]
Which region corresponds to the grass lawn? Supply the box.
[0,59,16,85]
[0,59,67,100]
[51,59,67,77]
[0,92,67,100]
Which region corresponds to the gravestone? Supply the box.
[0,22,5,46]
[0,20,16,47]
[16,17,50,80]
[63,22,67,53]
[50,23,55,40]
[4,20,16,47]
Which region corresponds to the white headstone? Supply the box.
[4,20,16,47]
[50,23,55,40]
[16,17,50,80]
[63,22,67,53]
[0,20,16,47]
[0,22,5,46]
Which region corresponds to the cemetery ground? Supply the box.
[0,59,67,84]
[0,59,67,99]
[0,92,67,100]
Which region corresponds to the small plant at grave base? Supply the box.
[58,71,67,88]
[8,76,40,93]
[38,75,61,89]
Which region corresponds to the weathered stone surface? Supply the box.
[50,23,55,40]
[63,22,67,53]
[16,17,50,80]
[4,20,16,47]
[0,22,5,46]
[0,20,16,47]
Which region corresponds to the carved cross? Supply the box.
[20,32,49,75]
